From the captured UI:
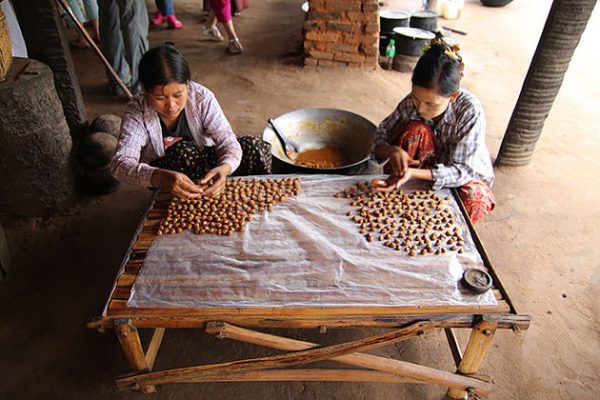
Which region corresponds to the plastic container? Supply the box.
[443,0,464,19]
[383,39,396,70]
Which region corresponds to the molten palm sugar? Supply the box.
[295,145,349,168]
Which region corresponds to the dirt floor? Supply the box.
[1,0,599,399]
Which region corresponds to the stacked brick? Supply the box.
[304,0,379,68]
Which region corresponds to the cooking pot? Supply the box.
[480,0,513,6]
[393,27,435,57]
[379,10,410,34]
[262,108,376,174]
[409,10,439,32]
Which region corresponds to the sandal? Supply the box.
[167,15,183,29]
[227,38,243,55]
[202,26,224,42]
[151,10,166,26]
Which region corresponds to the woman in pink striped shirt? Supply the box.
[111,44,270,198]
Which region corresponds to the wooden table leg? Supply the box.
[114,319,156,393]
[446,320,498,399]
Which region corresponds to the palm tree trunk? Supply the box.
[495,0,597,167]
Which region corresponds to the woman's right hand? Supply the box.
[388,146,419,177]
[151,169,204,199]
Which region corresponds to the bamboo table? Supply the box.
[88,181,530,398]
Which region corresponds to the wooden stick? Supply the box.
[447,320,498,399]
[155,368,416,383]
[114,319,155,393]
[444,328,463,368]
[115,321,437,389]
[145,328,165,371]
[205,322,492,396]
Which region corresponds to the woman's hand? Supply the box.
[151,169,204,199]
[371,169,413,193]
[199,164,232,197]
[388,146,420,177]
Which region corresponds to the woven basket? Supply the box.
[0,6,12,82]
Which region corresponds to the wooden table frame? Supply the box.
[88,189,530,398]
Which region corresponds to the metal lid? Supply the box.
[411,11,439,18]
[380,10,410,20]
[392,27,435,40]
[462,268,493,294]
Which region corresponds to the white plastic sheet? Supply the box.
[128,175,497,308]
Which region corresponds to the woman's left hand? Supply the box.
[372,169,413,193]
[199,164,232,197]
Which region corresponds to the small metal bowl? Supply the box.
[461,268,493,294]
[262,108,376,173]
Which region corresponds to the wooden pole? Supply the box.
[447,320,498,399]
[204,322,493,396]
[114,319,156,393]
[117,321,439,390]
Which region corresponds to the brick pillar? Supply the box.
[304,0,379,68]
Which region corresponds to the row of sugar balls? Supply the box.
[336,181,465,256]
[158,177,301,236]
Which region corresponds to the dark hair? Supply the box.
[138,43,191,90]
[412,36,463,97]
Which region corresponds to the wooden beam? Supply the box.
[157,368,417,383]
[444,328,463,368]
[205,322,492,396]
[144,328,165,371]
[116,321,437,390]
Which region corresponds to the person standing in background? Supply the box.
[97,0,149,95]
[202,0,243,55]
[67,0,100,48]
[150,0,183,30]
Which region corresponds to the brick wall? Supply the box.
[304,0,379,68]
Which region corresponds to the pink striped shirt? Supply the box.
[111,81,242,187]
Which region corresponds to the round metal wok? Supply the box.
[262,108,376,173]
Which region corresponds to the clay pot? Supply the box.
[79,131,118,168]
[83,165,121,195]
[0,6,12,82]
[90,114,122,139]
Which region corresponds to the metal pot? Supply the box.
[262,108,376,174]
[393,27,435,57]
[410,10,439,32]
[379,10,410,34]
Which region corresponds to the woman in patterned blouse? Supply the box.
[372,37,495,223]
[111,44,271,199]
